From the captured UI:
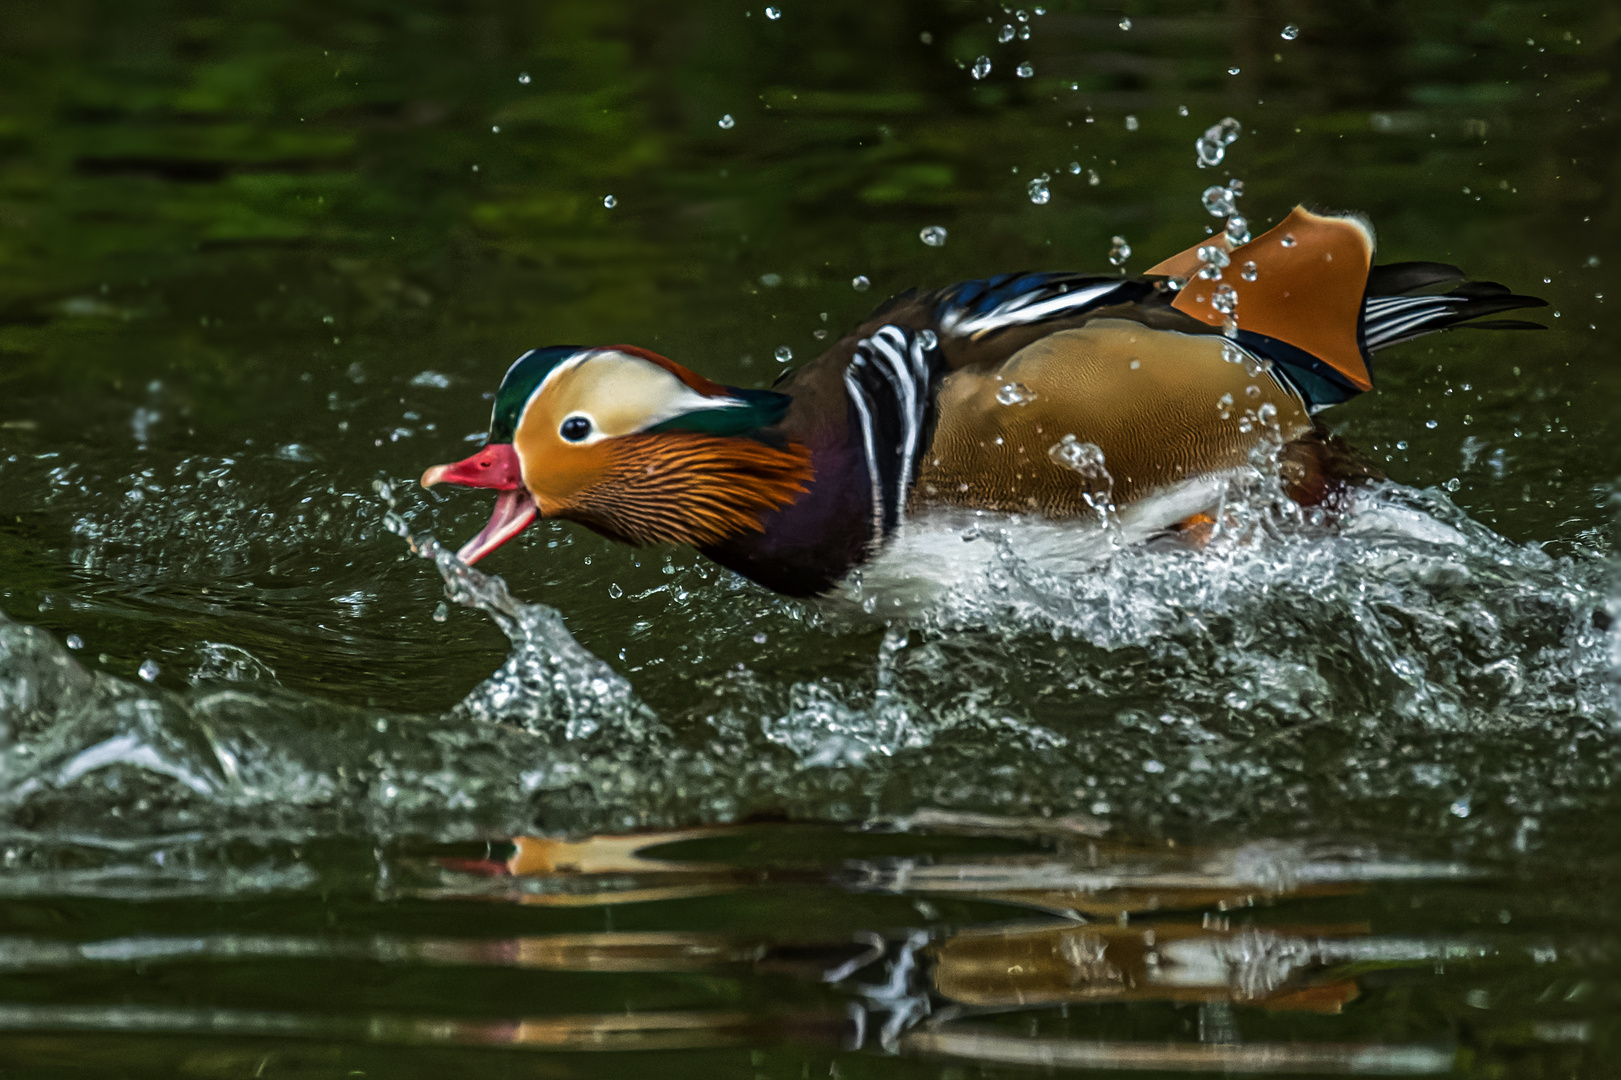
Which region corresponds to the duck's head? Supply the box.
[421,346,813,564]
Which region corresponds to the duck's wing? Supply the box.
[911,317,1313,518]
[912,212,1393,520]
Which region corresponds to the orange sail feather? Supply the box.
[1147,206,1375,392]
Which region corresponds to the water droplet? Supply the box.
[1027,176,1051,204]
[1195,117,1242,169]
[753,631,768,644]
[65,634,84,650]
[1444,477,1462,492]
[1108,235,1131,267]
[518,72,531,84]
[1202,185,1236,217]
[919,225,948,247]
[1228,66,1241,75]
[997,382,1037,406]
[1196,244,1230,270]
[917,329,938,350]
[1118,16,1132,30]
[718,113,735,129]
[1281,24,1300,40]
[764,6,781,19]
[1143,758,1164,773]
[971,55,992,79]
[775,345,794,362]
[998,23,1015,42]
[851,275,871,291]
[1216,392,1234,419]
[1068,161,1082,174]
[759,272,782,287]
[432,600,449,623]
[1015,9,1029,22]
[1087,168,1100,186]
[1178,104,1189,117]
[602,195,617,208]
[1245,384,1261,398]
[1450,798,1471,818]
[1211,283,1238,314]
[1280,233,1296,247]
[491,125,500,133]
[138,659,160,682]
[1224,215,1250,245]
[1047,436,1112,504]
[1018,25,1030,40]
[1124,114,1138,131]
[1425,419,1439,429]
[1015,61,1034,78]
[1241,260,1259,282]
[608,583,624,598]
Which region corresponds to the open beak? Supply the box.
[421,443,537,565]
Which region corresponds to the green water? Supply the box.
[0,1,1616,1076]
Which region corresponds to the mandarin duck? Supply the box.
[422,207,1544,597]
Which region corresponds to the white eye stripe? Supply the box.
[517,349,749,443]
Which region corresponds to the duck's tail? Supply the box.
[1361,262,1547,352]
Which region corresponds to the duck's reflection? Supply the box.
[929,920,1362,1012]
[428,823,1479,1071]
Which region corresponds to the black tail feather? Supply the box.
[1456,319,1549,332]
[1366,261,1465,296]
[1361,263,1547,353]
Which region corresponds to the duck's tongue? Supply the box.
[420,443,536,564]
[455,487,537,565]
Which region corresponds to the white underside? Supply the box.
[839,470,1243,611]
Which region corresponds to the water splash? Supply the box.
[0,446,1610,897]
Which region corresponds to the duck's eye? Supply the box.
[560,415,593,442]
